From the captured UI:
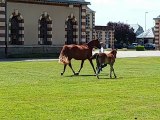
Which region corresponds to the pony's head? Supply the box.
[111,49,117,58]
[87,39,101,49]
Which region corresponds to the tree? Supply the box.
[107,22,136,48]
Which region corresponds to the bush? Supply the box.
[135,46,145,51]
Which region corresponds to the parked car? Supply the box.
[114,44,123,49]
[127,43,138,49]
[144,43,155,50]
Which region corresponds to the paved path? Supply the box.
[0,51,160,62]
[93,50,160,58]
[114,51,160,58]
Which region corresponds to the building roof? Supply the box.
[47,0,90,4]
[130,24,144,36]
[86,6,95,13]
[137,28,154,39]
[11,0,90,5]
[130,24,140,33]
[48,0,85,1]
[153,15,160,20]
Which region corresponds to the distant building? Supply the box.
[86,7,95,43]
[95,26,114,48]
[136,28,154,45]
[153,15,160,49]
[130,24,144,36]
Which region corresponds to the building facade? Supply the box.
[137,28,154,45]
[153,15,160,49]
[0,0,90,57]
[86,7,95,43]
[95,26,114,48]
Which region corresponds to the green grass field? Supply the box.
[0,57,160,120]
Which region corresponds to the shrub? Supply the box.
[135,46,145,51]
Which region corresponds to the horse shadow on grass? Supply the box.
[97,76,123,80]
[65,74,95,77]
[64,74,123,80]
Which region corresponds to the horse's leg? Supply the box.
[88,59,96,74]
[97,65,101,74]
[101,63,107,68]
[61,64,67,75]
[68,63,76,75]
[109,64,117,78]
[96,66,101,79]
[110,64,113,78]
[112,65,117,78]
[96,59,102,74]
[76,60,84,75]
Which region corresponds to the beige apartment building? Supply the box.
[154,15,160,49]
[95,26,114,48]
[86,7,95,43]
[0,0,90,57]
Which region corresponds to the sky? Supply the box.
[87,0,160,31]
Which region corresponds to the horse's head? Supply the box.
[87,39,101,49]
[111,49,117,58]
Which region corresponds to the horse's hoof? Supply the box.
[96,74,99,79]
[61,73,63,76]
[74,73,79,76]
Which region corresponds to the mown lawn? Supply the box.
[0,57,160,120]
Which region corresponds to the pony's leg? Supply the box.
[101,63,107,68]
[77,60,84,75]
[96,66,100,79]
[110,65,117,78]
[112,66,117,78]
[110,65,113,78]
[61,64,67,75]
[96,73,99,79]
[97,65,101,74]
[100,63,107,72]
[88,59,96,74]
[68,63,76,75]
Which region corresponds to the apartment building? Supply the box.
[86,7,95,43]
[153,15,160,49]
[95,26,114,48]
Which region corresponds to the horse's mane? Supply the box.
[111,49,117,53]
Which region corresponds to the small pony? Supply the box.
[59,39,101,75]
[91,49,117,79]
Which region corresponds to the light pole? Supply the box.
[145,12,148,31]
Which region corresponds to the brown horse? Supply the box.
[59,39,101,75]
[91,49,117,79]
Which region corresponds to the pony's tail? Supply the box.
[59,54,69,64]
[90,53,99,59]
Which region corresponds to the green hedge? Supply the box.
[135,46,145,51]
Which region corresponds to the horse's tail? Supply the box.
[59,46,70,64]
[59,55,69,64]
